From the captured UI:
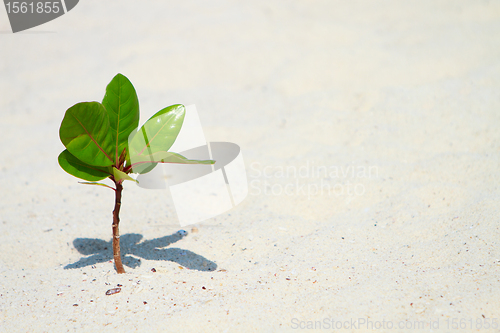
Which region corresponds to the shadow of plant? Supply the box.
[64,231,217,271]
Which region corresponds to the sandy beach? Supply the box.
[1,1,500,332]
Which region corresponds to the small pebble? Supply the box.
[202,286,206,290]
[191,227,198,233]
[151,268,156,273]
[177,230,187,236]
[105,288,121,296]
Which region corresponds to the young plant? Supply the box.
[58,73,213,274]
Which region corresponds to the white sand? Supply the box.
[1,1,500,332]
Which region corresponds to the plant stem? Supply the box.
[112,181,125,274]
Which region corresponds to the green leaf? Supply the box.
[131,162,157,175]
[112,167,138,183]
[78,182,116,191]
[142,151,214,164]
[102,73,140,165]
[58,149,112,181]
[128,104,185,159]
[130,151,215,174]
[59,102,114,167]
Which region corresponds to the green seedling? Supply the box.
[58,73,214,273]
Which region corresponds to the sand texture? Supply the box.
[1,1,500,332]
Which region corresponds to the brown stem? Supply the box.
[112,181,125,274]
